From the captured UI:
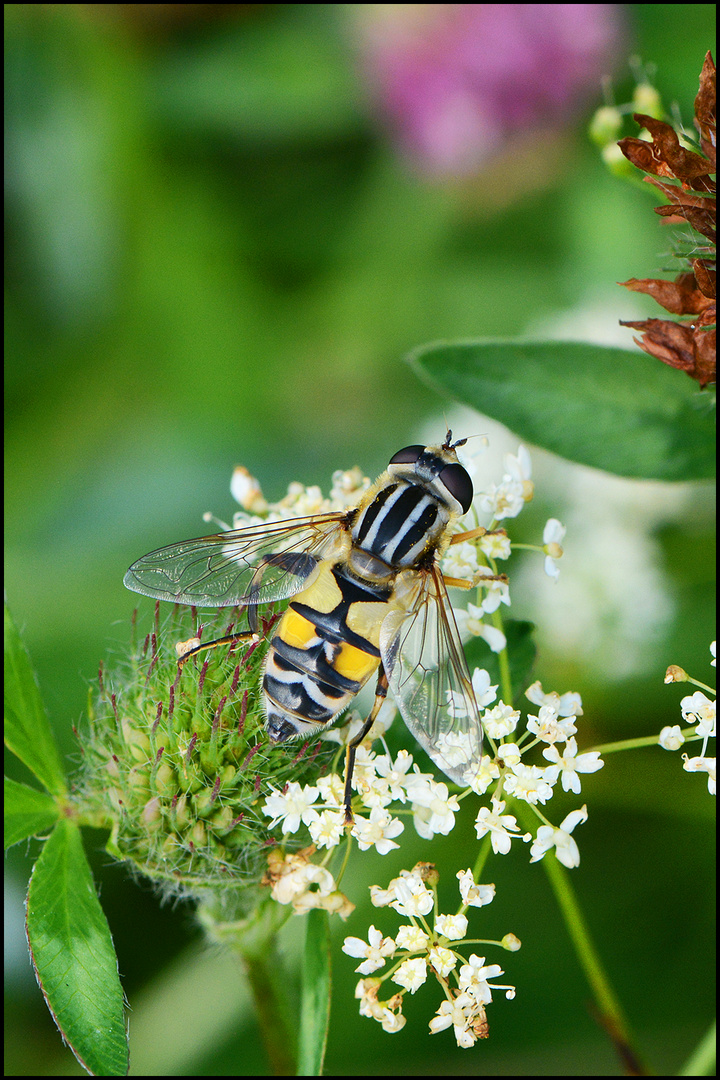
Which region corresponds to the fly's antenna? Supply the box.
[443,429,468,451]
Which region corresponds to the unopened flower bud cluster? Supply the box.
[79,605,335,894]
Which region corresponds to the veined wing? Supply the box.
[123,512,349,607]
[380,565,483,786]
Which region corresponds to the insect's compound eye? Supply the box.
[388,445,424,465]
[439,463,473,513]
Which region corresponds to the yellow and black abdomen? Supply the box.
[263,561,390,743]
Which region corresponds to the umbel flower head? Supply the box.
[78,603,336,898]
[618,51,716,389]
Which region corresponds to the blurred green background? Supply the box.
[5,4,715,1075]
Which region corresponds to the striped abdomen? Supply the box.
[263,560,390,742]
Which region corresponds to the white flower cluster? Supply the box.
[261,674,601,872]
[660,642,716,794]
[342,865,518,1048]
[229,464,371,525]
[441,446,566,656]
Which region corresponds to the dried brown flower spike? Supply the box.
[618,52,716,388]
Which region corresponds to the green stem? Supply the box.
[199,893,297,1075]
[541,851,650,1076]
[242,947,297,1076]
[490,609,513,704]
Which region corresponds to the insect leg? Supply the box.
[344,665,389,825]
[177,631,259,669]
[449,525,489,544]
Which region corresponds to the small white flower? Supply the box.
[659,725,685,751]
[355,979,407,1033]
[351,743,380,791]
[429,991,483,1048]
[389,872,434,918]
[530,806,588,868]
[474,797,527,854]
[682,755,716,794]
[542,737,604,794]
[230,465,268,513]
[456,606,508,653]
[442,540,480,581]
[369,884,395,908]
[456,869,495,908]
[271,860,336,908]
[709,641,716,667]
[435,913,468,940]
[542,518,566,580]
[479,530,511,560]
[478,479,526,520]
[526,681,583,717]
[376,1007,406,1033]
[680,691,716,732]
[374,749,414,802]
[503,762,555,804]
[263,781,319,832]
[470,668,499,708]
[475,566,511,614]
[505,445,533,486]
[527,705,578,744]
[458,954,504,1005]
[395,925,429,952]
[343,925,396,975]
[433,729,481,773]
[315,772,345,807]
[496,742,522,768]
[307,808,345,849]
[465,756,501,795]
[409,780,460,838]
[393,957,428,993]
[403,768,435,805]
[429,945,457,977]
[482,702,520,739]
[359,774,393,810]
[353,806,404,854]
[445,664,497,720]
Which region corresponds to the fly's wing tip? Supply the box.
[123,566,161,600]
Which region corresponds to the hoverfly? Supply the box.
[124,432,485,821]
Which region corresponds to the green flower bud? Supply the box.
[78,606,336,899]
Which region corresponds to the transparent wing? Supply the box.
[380,565,483,786]
[123,512,349,607]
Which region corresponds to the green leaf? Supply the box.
[297,908,331,1077]
[26,819,128,1077]
[4,776,60,848]
[409,340,716,481]
[4,603,66,795]
[465,619,537,706]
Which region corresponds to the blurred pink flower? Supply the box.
[355,4,623,175]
